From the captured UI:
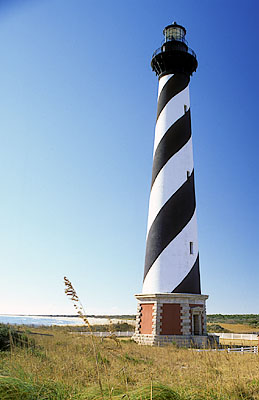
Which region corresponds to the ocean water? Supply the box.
[0,315,135,327]
[0,315,84,326]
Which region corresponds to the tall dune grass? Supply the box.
[0,326,258,399]
[0,278,258,399]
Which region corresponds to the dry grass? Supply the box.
[219,323,258,333]
[220,338,258,346]
[2,280,257,399]
[0,327,259,399]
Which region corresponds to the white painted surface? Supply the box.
[77,331,134,337]
[143,74,198,293]
[157,73,173,98]
[147,140,194,233]
[143,211,199,293]
[213,333,259,340]
[154,85,190,154]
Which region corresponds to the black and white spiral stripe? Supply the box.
[143,73,201,294]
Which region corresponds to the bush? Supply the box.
[0,376,78,400]
[117,383,182,400]
[207,314,259,327]
[207,324,230,333]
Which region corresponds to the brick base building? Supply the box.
[133,293,210,347]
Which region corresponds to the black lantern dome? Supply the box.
[151,22,197,77]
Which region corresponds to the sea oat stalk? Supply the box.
[64,276,104,399]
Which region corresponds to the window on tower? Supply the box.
[184,104,188,113]
[190,242,194,254]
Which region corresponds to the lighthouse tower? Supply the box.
[133,23,209,347]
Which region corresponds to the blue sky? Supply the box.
[0,0,258,315]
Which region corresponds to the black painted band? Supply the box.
[157,73,190,120]
[143,170,196,281]
[151,109,191,188]
[172,254,201,294]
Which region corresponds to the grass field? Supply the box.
[207,322,259,346]
[218,323,258,333]
[0,325,259,400]
[219,338,258,346]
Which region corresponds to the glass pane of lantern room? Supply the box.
[174,28,180,40]
[165,27,184,42]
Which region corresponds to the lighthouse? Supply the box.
[133,23,209,347]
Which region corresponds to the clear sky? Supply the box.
[0,0,258,315]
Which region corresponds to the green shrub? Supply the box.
[207,314,259,327]
[207,324,230,333]
[0,376,78,400]
[113,383,183,400]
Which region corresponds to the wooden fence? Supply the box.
[76,331,133,337]
[196,346,258,354]
[212,333,258,340]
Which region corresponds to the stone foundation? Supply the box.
[133,293,210,347]
[133,333,211,347]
